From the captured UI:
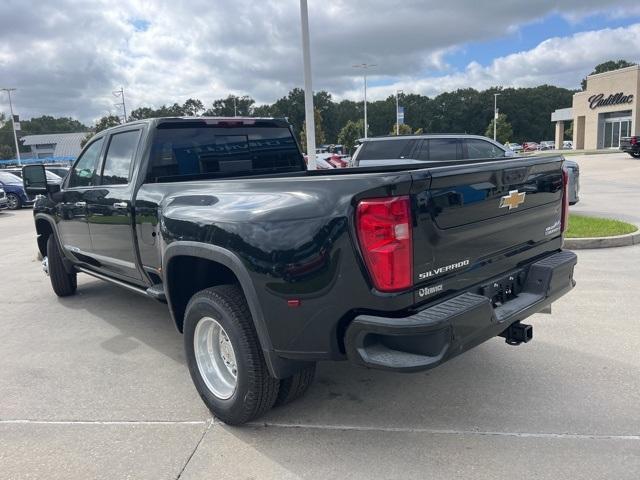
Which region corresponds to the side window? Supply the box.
[358,139,416,161]
[68,138,104,188]
[101,130,141,185]
[427,138,460,161]
[464,139,505,159]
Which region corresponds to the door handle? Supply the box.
[112,202,128,209]
[74,201,86,207]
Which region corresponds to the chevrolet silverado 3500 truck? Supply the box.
[23,117,576,425]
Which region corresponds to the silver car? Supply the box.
[351,134,579,204]
[0,188,8,210]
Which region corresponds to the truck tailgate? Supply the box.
[411,156,565,300]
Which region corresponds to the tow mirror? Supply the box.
[22,164,59,195]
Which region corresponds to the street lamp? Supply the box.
[1,87,21,165]
[299,0,316,169]
[493,93,501,141]
[352,63,376,138]
[395,90,404,135]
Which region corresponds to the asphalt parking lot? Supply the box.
[1,152,639,479]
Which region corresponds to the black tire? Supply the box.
[274,363,316,407]
[6,193,22,210]
[47,236,77,297]
[183,285,279,425]
[631,152,640,158]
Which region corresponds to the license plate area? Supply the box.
[480,270,526,307]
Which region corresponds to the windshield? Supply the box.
[0,172,22,183]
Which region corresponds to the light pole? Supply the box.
[1,88,21,165]
[493,93,501,141]
[395,89,403,135]
[233,96,237,117]
[113,87,127,122]
[353,63,376,138]
[299,0,316,169]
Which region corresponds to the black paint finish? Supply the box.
[31,118,571,375]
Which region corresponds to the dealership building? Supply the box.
[552,65,639,150]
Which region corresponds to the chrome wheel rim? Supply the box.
[193,317,238,399]
[7,194,18,209]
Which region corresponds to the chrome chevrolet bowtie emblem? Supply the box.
[499,190,526,210]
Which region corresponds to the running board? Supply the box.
[76,266,150,298]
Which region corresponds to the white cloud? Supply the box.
[353,23,640,101]
[0,0,639,124]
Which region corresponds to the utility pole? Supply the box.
[299,0,316,169]
[493,93,501,141]
[233,96,237,117]
[353,63,376,138]
[1,87,21,165]
[395,89,403,135]
[113,87,127,122]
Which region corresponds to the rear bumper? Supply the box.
[345,250,577,372]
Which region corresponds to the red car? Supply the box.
[523,142,539,152]
[327,154,349,168]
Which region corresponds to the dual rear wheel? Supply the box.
[183,286,315,425]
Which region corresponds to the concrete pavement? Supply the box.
[568,151,640,225]
[1,155,639,479]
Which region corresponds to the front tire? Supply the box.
[6,193,21,210]
[184,285,279,425]
[631,151,640,158]
[47,236,77,297]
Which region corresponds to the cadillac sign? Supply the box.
[588,92,634,109]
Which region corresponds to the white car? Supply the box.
[505,142,523,153]
[563,140,573,150]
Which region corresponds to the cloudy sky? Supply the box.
[1,0,640,124]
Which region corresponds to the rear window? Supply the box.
[147,124,303,182]
[357,139,416,161]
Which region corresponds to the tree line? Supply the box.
[2,60,635,159]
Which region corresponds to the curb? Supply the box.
[564,229,640,249]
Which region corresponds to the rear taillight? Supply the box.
[631,136,638,145]
[356,196,413,292]
[561,167,569,233]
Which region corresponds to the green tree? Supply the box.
[389,123,413,135]
[300,109,326,150]
[0,144,13,159]
[81,114,121,147]
[19,115,87,134]
[581,60,636,90]
[337,119,364,155]
[182,98,205,116]
[203,95,255,116]
[485,113,513,144]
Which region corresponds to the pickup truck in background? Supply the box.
[23,117,577,425]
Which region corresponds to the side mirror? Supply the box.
[22,165,48,195]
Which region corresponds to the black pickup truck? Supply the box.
[23,117,576,425]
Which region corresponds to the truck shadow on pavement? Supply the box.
[56,277,185,365]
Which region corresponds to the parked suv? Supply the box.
[350,134,513,167]
[351,134,579,204]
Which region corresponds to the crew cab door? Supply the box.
[86,128,143,282]
[57,137,105,258]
